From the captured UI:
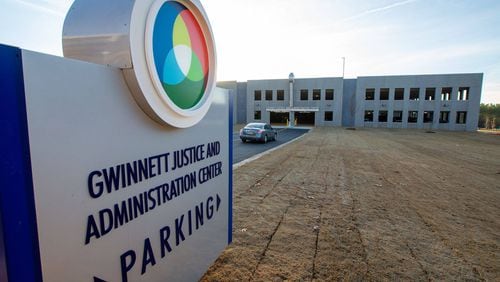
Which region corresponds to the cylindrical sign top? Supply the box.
[63,0,217,128]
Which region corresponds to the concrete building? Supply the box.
[218,73,483,132]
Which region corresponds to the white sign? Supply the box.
[22,50,231,282]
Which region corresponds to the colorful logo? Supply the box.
[150,1,210,110]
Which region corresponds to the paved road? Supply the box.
[232,128,309,164]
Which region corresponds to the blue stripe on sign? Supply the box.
[0,45,42,282]
[228,90,234,244]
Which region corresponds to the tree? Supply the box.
[479,104,500,129]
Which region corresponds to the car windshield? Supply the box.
[246,123,264,129]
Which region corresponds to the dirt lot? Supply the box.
[202,127,500,281]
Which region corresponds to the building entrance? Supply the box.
[295,112,315,126]
[270,112,289,126]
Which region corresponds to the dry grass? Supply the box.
[202,128,500,281]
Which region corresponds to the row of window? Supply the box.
[364,110,467,124]
[365,87,470,101]
[254,110,468,124]
[254,90,285,101]
[254,89,335,101]
[253,111,335,121]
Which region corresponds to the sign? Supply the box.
[2,0,230,279]
[0,45,232,282]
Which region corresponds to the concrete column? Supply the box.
[289,73,295,127]
[289,73,294,108]
[289,112,295,127]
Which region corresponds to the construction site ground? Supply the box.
[202,127,500,281]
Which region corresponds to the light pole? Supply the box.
[342,57,346,78]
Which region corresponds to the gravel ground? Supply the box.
[202,127,500,281]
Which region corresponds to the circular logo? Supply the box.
[150,1,210,110]
[144,0,216,127]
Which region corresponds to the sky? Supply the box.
[0,0,499,103]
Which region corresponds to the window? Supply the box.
[380,88,389,100]
[439,111,450,123]
[393,111,403,122]
[395,88,404,100]
[441,87,452,101]
[456,111,467,124]
[410,88,420,100]
[458,87,469,100]
[325,89,334,100]
[277,90,285,101]
[365,88,375,100]
[300,89,308,100]
[423,111,434,123]
[254,110,261,120]
[378,111,388,122]
[254,90,261,101]
[313,89,321,100]
[364,110,374,122]
[408,111,418,123]
[324,111,333,121]
[425,88,436,100]
[265,90,273,101]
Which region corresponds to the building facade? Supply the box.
[218,73,483,132]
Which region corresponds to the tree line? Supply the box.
[479,103,500,129]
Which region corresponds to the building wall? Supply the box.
[246,79,289,125]
[216,81,238,125]
[293,78,343,126]
[342,79,357,127]
[236,82,247,124]
[219,73,483,131]
[246,77,343,127]
[354,74,483,131]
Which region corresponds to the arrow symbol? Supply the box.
[94,276,108,282]
[216,194,221,211]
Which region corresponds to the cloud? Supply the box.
[482,82,500,103]
[386,42,500,68]
[342,0,419,22]
[12,0,66,17]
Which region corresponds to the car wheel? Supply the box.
[241,139,246,143]
[263,135,268,143]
